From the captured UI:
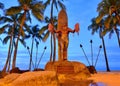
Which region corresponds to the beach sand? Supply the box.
[0,71,120,86]
[88,71,120,86]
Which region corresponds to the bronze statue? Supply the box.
[48,10,80,61]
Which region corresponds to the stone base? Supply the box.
[45,61,90,81]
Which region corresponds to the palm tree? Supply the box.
[0,14,17,73]
[0,2,4,9]
[44,0,66,62]
[96,0,120,47]
[88,18,110,72]
[0,2,4,17]
[26,25,43,70]
[39,16,57,61]
[0,14,27,73]
[6,0,44,69]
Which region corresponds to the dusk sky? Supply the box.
[0,0,120,71]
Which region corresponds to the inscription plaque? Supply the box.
[57,66,74,74]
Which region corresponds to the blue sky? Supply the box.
[0,0,120,71]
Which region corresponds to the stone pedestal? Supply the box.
[45,61,90,81]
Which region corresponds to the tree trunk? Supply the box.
[12,11,26,69]
[53,33,56,62]
[49,0,56,62]
[101,37,110,72]
[2,27,14,72]
[12,36,19,69]
[50,34,53,61]
[2,35,12,72]
[35,42,38,69]
[115,29,120,47]
[29,37,34,70]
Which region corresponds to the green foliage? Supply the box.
[6,6,22,15]
[32,10,44,21]
[42,31,49,42]
[0,2,4,9]
[39,26,48,35]
[3,36,11,44]
[0,27,5,34]
[104,16,111,29]
[96,12,104,24]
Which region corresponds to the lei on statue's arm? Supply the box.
[48,23,61,33]
[74,23,80,35]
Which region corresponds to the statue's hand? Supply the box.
[74,23,80,35]
[48,23,54,32]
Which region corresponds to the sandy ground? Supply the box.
[0,71,120,86]
[88,71,120,86]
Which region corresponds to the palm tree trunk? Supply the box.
[101,37,110,72]
[7,28,14,72]
[49,0,57,62]
[7,39,14,72]
[12,36,19,69]
[35,42,38,69]
[115,29,120,47]
[2,26,14,72]
[2,35,13,72]
[50,34,53,61]
[12,11,26,69]
[29,37,34,70]
[53,33,56,62]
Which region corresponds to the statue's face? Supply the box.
[63,25,67,30]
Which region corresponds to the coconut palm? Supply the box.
[0,2,4,10]
[96,0,120,47]
[0,14,27,73]
[26,25,43,70]
[0,15,17,73]
[6,0,44,69]
[0,2,4,17]
[44,0,66,62]
[39,16,57,61]
[88,18,110,72]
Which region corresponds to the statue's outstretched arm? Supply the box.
[74,23,80,35]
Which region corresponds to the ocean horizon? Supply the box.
[0,52,120,71]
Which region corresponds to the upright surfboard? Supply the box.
[57,9,68,61]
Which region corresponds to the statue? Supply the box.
[48,10,80,61]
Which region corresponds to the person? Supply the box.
[48,23,80,61]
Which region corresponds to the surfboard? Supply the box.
[58,9,68,30]
[57,9,68,61]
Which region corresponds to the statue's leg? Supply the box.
[61,41,64,61]
[58,41,61,61]
[63,40,68,61]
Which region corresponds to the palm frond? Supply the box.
[26,11,32,23]
[96,12,105,24]
[0,2,4,9]
[32,10,44,21]
[104,16,111,29]
[3,36,11,44]
[58,1,66,10]
[101,29,108,37]
[53,0,58,11]
[0,16,13,24]
[44,0,51,9]
[19,38,26,47]
[6,6,22,15]
[39,25,48,35]
[42,31,49,42]
[0,24,10,34]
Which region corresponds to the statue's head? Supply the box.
[62,23,67,30]
[63,25,67,30]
